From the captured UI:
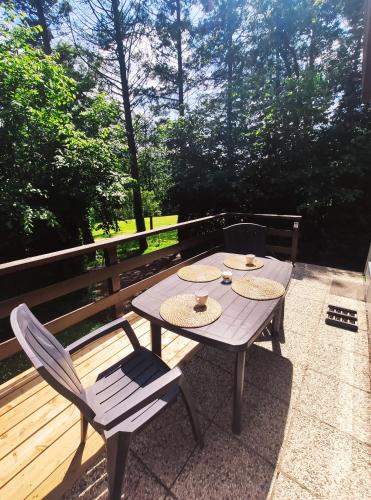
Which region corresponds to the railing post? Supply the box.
[104,245,123,317]
[291,221,299,265]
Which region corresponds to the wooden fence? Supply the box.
[0,212,301,360]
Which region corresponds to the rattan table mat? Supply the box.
[223,255,264,271]
[177,265,222,282]
[232,277,285,300]
[160,294,222,327]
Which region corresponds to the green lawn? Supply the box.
[93,215,178,240]
[93,215,179,258]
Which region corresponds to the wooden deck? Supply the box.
[0,312,199,499]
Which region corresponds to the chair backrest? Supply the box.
[223,223,267,256]
[11,304,94,419]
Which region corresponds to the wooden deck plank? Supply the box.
[166,338,200,367]
[0,313,143,412]
[0,325,152,460]
[26,428,104,500]
[0,331,132,435]
[0,316,148,429]
[0,324,181,462]
[0,325,148,461]
[0,341,138,488]
[0,367,36,399]
[1,410,94,499]
[0,321,150,482]
[0,317,200,499]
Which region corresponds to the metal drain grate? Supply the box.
[325,305,358,332]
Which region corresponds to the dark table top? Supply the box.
[132,252,293,352]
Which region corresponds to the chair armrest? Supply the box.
[67,317,140,355]
[94,367,183,430]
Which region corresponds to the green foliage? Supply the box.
[143,0,192,114]
[163,0,371,268]
[136,116,173,211]
[3,0,371,272]
[0,13,130,261]
[141,190,161,217]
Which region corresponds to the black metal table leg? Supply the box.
[151,322,162,357]
[232,350,246,434]
[273,296,285,343]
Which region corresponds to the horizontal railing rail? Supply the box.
[0,212,301,361]
[0,214,227,276]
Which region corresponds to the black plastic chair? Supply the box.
[223,223,267,256]
[10,304,203,500]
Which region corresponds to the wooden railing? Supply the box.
[0,212,301,360]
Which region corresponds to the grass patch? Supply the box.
[93,215,178,240]
[93,215,179,259]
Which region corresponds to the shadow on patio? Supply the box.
[62,343,293,500]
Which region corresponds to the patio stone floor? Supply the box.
[61,262,370,499]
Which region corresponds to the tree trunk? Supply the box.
[176,0,184,117]
[33,0,52,54]
[225,0,233,162]
[175,0,187,199]
[111,0,147,252]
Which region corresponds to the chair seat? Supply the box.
[86,347,179,434]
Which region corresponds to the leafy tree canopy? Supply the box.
[0,11,130,260]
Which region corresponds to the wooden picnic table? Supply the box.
[132,252,293,433]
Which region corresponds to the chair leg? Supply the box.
[106,432,131,500]
[179,378,204,448]
[80,413,88,444]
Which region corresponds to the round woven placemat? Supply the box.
[232,277,285,300]
[223,255,264,271]
[177,265,222,282]
[160,294,222,328]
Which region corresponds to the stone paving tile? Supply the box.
[245,345,303,406]
[308,342,370,392]
[301,275,332,290]
[315,322,369,358]
[330,278,366,301]
[284,294,325,317]
[172,423,275,500]
[283,306,322,338]
[326,292,367,309]
[300,263,364,282]
[259,328,313,367]
[297,369,370,445]
[63,451,168,500]
[132,399,210,488]
[272,472,318,500]
[214,382,292,465]
[291,263,306,280]
[281,411,371,499]
[196,344,236,374]
[299,266,332,283]
[288,283,328,303]
[180,355,233,420]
